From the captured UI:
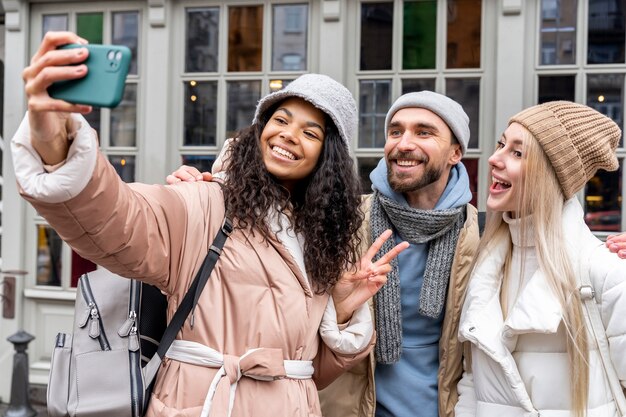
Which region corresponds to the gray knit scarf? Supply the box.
[371,190,465,364]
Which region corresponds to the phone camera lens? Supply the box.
[115,51,122,61]
[107,50,115,60]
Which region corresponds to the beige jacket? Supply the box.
[14,117,374,417]
[319,194,479,417]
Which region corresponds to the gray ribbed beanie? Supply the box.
[384,91,470,154]
[253,74,357,148]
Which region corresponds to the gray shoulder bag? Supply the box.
[47,218,233,417]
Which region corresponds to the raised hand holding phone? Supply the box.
[47,43,131,108]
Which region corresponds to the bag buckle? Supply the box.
[221,218,233,236]
[579,285,595,301]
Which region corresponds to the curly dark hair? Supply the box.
[222,103,363,293]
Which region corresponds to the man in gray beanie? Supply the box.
[319,91,479,417]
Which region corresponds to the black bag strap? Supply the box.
[156,217,233,359]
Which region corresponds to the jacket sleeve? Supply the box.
[12,113,208,293]
[454,360,477,417]
[595,250,626,388]
[312,300,375,389]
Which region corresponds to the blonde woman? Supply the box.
[455,101,626,417]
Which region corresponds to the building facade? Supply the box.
[0,0,625,400]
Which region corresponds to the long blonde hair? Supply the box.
[476,126,589,417]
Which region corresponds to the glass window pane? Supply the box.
[109,155,135,182]
[84,110,101,138]
[228,6,263,72]
[446,0,481,69]
[186,8,220,73]
[71,250,96,288]
[462,158,479,207]
[272,4,308,71]
[357,157,381,194]
[111,84,137,147]
[361,2,393,71]
[538,75,576,102]
[43,14,68,34]
[588,0,626,64]
[401,78,436,94]
[403,1,436,70]
[184,81,217,146]
[587,73,624,147]
[269,78,294,92]
[226,80,262,138]
[540,0,577,65]
[446,78,480,149]
[359,79,391,148]
[77,13,103,44]
[112,11,139,75]
[36,225,62,287]
[181,155,216,174]
[585,159,622,233]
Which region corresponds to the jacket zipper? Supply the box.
[79,274,111,351]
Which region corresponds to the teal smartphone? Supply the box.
[47,44,131,108]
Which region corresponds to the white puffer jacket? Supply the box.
[455,198,626,417]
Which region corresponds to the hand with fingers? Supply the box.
[332,230,409,323]
[166,165,213,184]
[23,31,93,165]
[606,232,626,259]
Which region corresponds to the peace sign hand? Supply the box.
[332,229,409,323]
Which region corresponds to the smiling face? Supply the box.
[384,107,462,202]
[487,122,527,216]
[260,97,326,192]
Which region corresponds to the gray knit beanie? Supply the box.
[384,91,470,154]
[253,74,357,148]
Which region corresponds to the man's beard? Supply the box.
[387,153,445,193]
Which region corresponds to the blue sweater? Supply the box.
[369,158,472,417]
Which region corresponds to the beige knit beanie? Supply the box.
[509,101,621,199]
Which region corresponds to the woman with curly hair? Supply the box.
[455,101,626,417]
[13,32,407,417]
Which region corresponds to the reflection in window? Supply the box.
[585,159,622,233]
[184,81,217,146]
[77,12,103,44]
[587,73,624,147]
[228,6,263,72]
[359,80,391,148]
[588,0,626,64]
[111,84,137,147]
[403,0,436,70]
[36,225,62,286]
[462,158,479,207]
[538,75,575,102]
[446,0,481,69]
[109,155,135,182]
[182,155,216,174]
[361,2,393,71]
[357,157,381,194]
[540,0,577,65]
[112,11,139,75]
[43,14,68,34]
[71,250,96,288]
[402,78,436,94]
[268,79,293,92]
[186,8,219,73]
[446,78,480,149]
[226,81,262,139]
[272,4,308,71]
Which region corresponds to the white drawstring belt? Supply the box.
[166,340,314,417]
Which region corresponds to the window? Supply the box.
[536,0,626,234]
[178,2,311,174]
[352,0,484,198]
